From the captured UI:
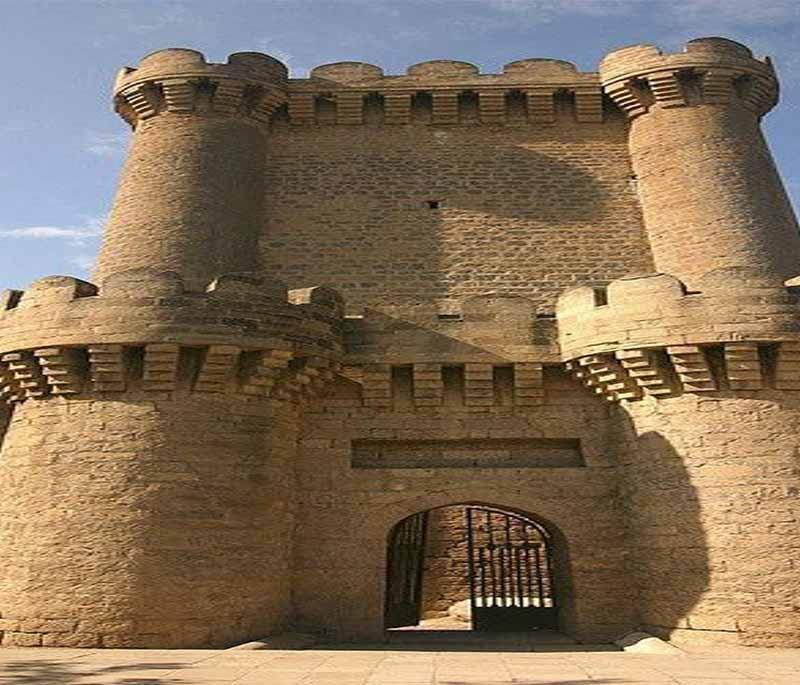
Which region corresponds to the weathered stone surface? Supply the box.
[1,36,799,651]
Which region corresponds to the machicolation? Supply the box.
[0,36,799,650]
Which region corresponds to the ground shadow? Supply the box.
[0,660,186,684]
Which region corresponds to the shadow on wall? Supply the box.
[262,133,619,312]
[343,293,555,364]
[613,419,710,638]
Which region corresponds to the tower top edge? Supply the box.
[114,48,289,94]
[599,36,774,86]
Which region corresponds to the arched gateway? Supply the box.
[385,504,558,632]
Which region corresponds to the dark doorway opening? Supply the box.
[385,504,558,632]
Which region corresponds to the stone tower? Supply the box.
[0,37,798,649]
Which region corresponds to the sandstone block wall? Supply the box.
[614,392,800,647]
[421,506,472,616]
[262,110,651,313]
[291,368,635,643]
[0,393,298,648]
[3,36,800,650]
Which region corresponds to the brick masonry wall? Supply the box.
[94,115,269,291]
[614,392,800,647]
[262,110,653,313]
[421,506,471,615]
[291,368,636,643]
[420,505,552,616]
[0,393,298,648]
[628,104,800,290]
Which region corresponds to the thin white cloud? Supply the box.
[255,41,308,76]
[478,0,629,16]
[0,217,104,243]
[477,0,797,21]
[69,254,96,271]
[85,132,129,158]
[119,1,206,34]
[672,0,799,24]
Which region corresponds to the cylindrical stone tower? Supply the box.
[0,50,344,649]
[556,37,800,648]
[95,49,287,290]
[600,37,800,289]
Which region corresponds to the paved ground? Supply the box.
[2,642,800,685]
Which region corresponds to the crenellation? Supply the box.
[600,37,778,119]
[194,345,241,393]
[513,362,545,405]
[142,343,180,392]
[666,345,718,393]
[724,342,764,391]
[4,35,800,650]
[3,351,47,401]
[88,344,127,393]
[34,348,86,395]
[526,86,556,123]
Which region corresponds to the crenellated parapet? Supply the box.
[556,269,800,402]
[599,37,778,118]
[0,271,345,405]
[345,293,557,365]
[286,57,605,125]
[114,49,289,128]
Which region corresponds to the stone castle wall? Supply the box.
[291,367,635,643]
[262,110,652,312]
[0,393,298,648]
[421,506,472,616]
[1,37,800,650]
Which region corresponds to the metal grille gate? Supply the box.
[466,506,558,631]
[384,511,429,629]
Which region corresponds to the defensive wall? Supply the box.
[0,36,798,649]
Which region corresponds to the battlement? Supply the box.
[114,48,289,128]
[599,37,777,118]
[287,56,603,125]
[556,268,800,361]
[345,294,558,365]
[0,270,344,363]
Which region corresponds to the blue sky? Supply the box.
[1,0,799,290]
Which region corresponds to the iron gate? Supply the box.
[466,506,558,631]
[384,510,428,628]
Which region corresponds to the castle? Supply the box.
[0,36,798,650]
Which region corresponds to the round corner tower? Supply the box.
[2,35,800,652]
[96,48,288,290]
[600,37,800,288]
[0,49,344,648]
[555,37,800,647]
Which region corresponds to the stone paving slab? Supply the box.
[2,645,800,684]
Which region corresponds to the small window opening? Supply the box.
[593,288,609,306]
[426,200,441,210]
[437,312,462,322]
